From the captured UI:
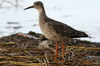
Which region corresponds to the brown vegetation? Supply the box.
[0,31,100,66]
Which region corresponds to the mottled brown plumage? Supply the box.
[24,1,88,42]
[24,1,89,61]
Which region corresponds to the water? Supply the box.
[0,0,100,42]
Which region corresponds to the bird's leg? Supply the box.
[61,41,65,61]
[54,42,59,61]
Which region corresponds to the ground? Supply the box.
[0,31,100,66]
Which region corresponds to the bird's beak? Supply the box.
[24,6,33,10]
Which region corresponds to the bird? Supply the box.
[24,1,89,61]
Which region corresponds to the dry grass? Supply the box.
[0,32,100,66]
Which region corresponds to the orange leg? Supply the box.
[54,42,58,61]
[61,41,65,60]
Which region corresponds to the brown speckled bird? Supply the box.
[24,1,89,61]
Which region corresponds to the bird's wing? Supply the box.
[45,18,88,38]
[45,18,78,37]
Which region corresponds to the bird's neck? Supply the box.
[38,7,47,21]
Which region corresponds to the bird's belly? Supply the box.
[42,30,68,41]
[41,29,57,41]
[44,32,58,41]
[40,24,68,41]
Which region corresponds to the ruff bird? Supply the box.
[24,1,89,61]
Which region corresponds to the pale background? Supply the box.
[0,0,100,42]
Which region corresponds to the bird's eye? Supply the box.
[36,3,39,5]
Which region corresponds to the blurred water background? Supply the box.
[0,0,100,42]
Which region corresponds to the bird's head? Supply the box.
[24,1,43,10]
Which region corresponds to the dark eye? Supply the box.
[36,3,39,5]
